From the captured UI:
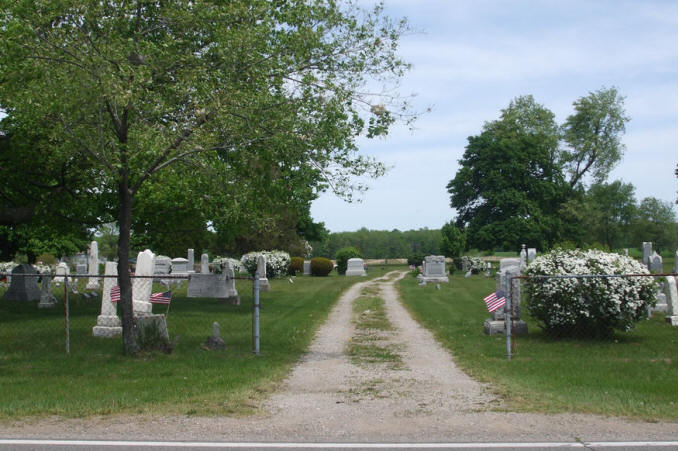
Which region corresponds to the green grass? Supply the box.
[398,272,678,421]
[0,268,398,418]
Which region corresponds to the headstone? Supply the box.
[527,248,537,265]
[204,322,226,350]
[346,258,367,277]
[484,258,527,336]
[201,253,209,273]
[303,261,311,276]
[93,262,122,337]
[132,249,155,314]
[624,248,629,256]
[133,314,170,351]
[484,262,491,277]
[642,242,653,265]
[187,248,195,273]
[53,262,70,284]
[2,264,41,302]
[519,244,527,271]
[37,271,58,308]
[257,255,270,291]
[76,263,87,277]
[416,255,448,284]
[664,276,678,326]
[86,241,100,289]
[154,256,171,276]
[649,251,663,273]
[171,257,189,274]
[674,249,678,274]
[187,270,240,304]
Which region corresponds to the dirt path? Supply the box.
[2,270,677,442]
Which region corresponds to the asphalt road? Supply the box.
[2,440,678,451]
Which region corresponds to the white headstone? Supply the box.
[303,261,311,276]
[346,258,367,277]
[86,241,100,289]
[154,256,171,275]
[187,248,195,273]
[664,276,678,326]
[171,257,189,274]
[519,244,527,271]
[642,242,653,265]
[674,249,678,274]
[201,253,209,273]
[527,248,537,264]
[93,262,122,337]
[257,255,270,291]
[53,262,70,284]
[133,249,155,314]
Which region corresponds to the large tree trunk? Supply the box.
[118,178,137,355]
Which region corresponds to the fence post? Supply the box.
[64,275,70,354]
[252,270,260,355]
[505,277,512,361]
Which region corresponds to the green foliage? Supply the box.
[35,253,57,266]
[312,227,441,259]
[447,95,570,251]
[310,257,334,277]
[407,252,425,266]
[631,197,677,252]
[439,221,466,257]
[289,257,304,275]
[335,246,363,275]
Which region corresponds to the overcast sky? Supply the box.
[310,0,678,232]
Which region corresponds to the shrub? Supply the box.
[310,257,333,276]
[461,256,485,274]
[335,246,362,275]
[212,257,245,274]
[407,253,425,267]
[36,253,57,265]
[289,257,304,275]
[452,257,462,270]
[525,248,656,337]
[240,250,290,278]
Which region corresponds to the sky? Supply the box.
[310,0,678,232]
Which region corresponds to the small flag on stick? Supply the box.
[484,289,506,312]
[110,285,121,303]
[150,291,172,305]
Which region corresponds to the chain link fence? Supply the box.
[0,271,262,356]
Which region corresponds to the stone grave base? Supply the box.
[93,315,122,337]
[417,275,449,285]
[217,295,240,305]
[483,319,528,335]
[667,316,678,326]
[259,279,271,292]
[133,300,153,314]
[37,299,57,309]
[134,313,171,351]
[346,269,367,276]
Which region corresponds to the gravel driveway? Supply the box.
[2,270,677,443]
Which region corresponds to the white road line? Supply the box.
[1,440,678,448]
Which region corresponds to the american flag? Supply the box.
[483,289,506,312]
[110,285,121,303]
[150,291,172,305]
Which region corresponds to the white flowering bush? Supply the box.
[0,262,18,275]
[240,250,290,278]
[525,249,656,337]
[212,257,245,274]
[461,256,485,274]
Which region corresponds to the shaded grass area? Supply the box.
[398,272,678,421]
[0,268,398,418]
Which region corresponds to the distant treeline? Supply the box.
[310,227,442,259]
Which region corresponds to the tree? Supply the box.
[631,197,678,252]
[1,1,415,354]
[561,87,629,188]
[447,96,570,251]
[439,221,465,257]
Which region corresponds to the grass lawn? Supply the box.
[0,266,401,418]
[398,271,678,421]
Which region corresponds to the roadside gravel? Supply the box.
[2,270,677,443]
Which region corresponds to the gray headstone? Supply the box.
[38,271,58,308]
[187,248,195,273]
[171,257,189,274]
[642,242,653,265]
[187,271,240,304]
[649,251,663,273]
[346,257,367,277]
[674,249,678,274]
[201,253,209,274]
[417,255,448,284]
[527,248,537,264]
[519,244,527,270]
[664,276,678,326]
[154,256,171,275]
[485,258,527,336]
[53,262,69,284]
[257,255,270,291]
[204,321,226,350]
[3,264,41,302]
[76,263,87,275]
[303,261,311,276]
